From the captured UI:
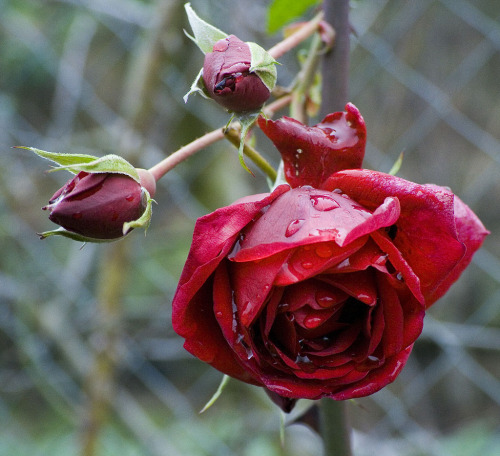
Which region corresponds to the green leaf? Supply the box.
[184,3,227,54]
[122,189,154,236]
[388,151,404,176]
[267,0,320,34]
[199,375,231,413]
[247,42,278,92]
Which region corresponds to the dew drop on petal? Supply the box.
[125,194,135,202]
[304,315,323,329]
[315,243,333,258]
[310,195,340,211]
[301,261,314,269]
[315,290,336,308]
[285,219,305,237]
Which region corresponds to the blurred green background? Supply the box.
[1,0,499,455]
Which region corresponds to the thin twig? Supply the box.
[148,95,292,182]
[268,11,324,60]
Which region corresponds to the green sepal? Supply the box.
[18,146,141,182]
[388,151,404,176]
[199,374,231,414]
[122,189,154,236]
[38,228,122,243]
[183,67,209,103]
[247,42,278,92]
[236,110,261,175]
[15,146,98,167]
[184,3,227,54]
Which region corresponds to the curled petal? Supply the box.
[323,170,471,305]
[258,103,366,188]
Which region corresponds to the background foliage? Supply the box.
[1,0,499,455]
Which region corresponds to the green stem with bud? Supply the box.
[148,11,324,183]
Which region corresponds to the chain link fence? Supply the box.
[1,0,499,455]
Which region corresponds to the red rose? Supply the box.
[203,35,271,112]
[171,104,488,406]
[43,171,149,240]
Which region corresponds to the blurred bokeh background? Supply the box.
[1,0,499,455]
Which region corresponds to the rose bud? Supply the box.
[43,170,154,241]
[202,35,274,112]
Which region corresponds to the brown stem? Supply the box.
[320,0,351,114]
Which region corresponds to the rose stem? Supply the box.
[148,12,324,183]
[320,400,352,456]
[148,95,291,182]
[267,10,324,60]
[319,0,353,455]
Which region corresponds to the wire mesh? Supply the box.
[1,0,499,455]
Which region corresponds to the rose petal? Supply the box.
[328,345,413,400]
[258,103,366,188]
[324,170,467,304]
[172,185,289,358]
[424,191,489,306]
[231,186,400,262]
[230,250,291,327]
[320,270,378,305]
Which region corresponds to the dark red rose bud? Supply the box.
[203,35,272,112]
[43,171,147,240]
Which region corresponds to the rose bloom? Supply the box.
[43,171,149,240]
[203,35,271,112]
[172,104,488,407]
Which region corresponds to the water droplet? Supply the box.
[310,195,340,211]
[315,243,333,258]
[215,311,223,318]
[301,261,313,269]
[285,219,305,237]
[396,272,404,281]
[72,212,82,220]
[332,188,343,194]
[315,290,335,308]
[304,315,323,329]
[125,194,135,202]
